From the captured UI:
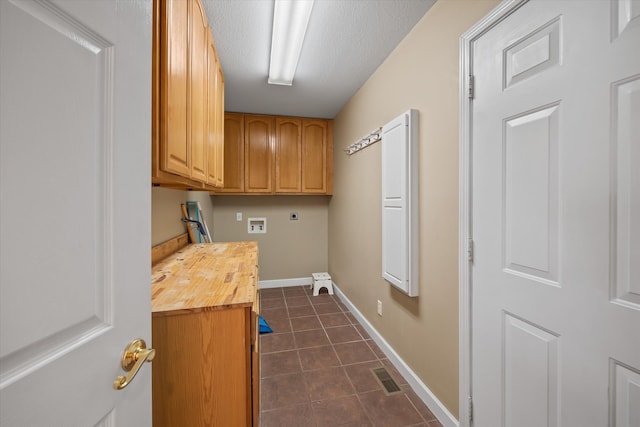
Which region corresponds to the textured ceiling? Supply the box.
[203,0,436,119]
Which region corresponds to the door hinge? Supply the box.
[468,238,474,263]
[468,75,475,99]
[468,395,474,422]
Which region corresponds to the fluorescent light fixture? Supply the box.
[268,0,314,86]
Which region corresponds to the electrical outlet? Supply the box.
[236,212,242,221]
[377,300,382,316]
[289,212,298,220]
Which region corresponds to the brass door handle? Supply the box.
[113,338,155,390]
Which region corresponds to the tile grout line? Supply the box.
[312,290,370,426]
[261,286,437,427]
[314,296,352,370]
[284,288,315,415]
[300,288,328,427]
[402,391,430,425]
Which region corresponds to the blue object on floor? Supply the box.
[259,315,272,334]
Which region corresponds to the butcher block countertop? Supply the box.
[151,241,258,316]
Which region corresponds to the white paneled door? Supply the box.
[470,0,640,426]
[0,0,152,425]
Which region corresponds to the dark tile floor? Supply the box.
[259,286,444,427]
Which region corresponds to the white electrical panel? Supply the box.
[248,217,266,234]
[381,109,419,296]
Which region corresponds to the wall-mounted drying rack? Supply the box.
[344,127,382,155]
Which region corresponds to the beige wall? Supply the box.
[151,187,215,246]
[152,189,328,280]
[211,196,329,280]
[329,0,499,418]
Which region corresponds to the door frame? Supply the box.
[458,1,527,425]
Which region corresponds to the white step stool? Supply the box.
[311,272,333,296]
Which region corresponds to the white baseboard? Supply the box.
[332,281,459,427]
[259,277,313,289]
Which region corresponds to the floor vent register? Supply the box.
[371,367,402,395]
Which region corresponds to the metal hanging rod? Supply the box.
[344,127,382,155]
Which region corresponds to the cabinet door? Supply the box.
[215,61,225,187]
[161,0,189,177]
[275,117,302,193]
[189,0,207,183]
[252,289,260,426]
[245,115,274,193]
[381,110,418,296]
[152,309,250,426]
[206,29,218,186]
[302,119,329,193]
[219,113,244,192]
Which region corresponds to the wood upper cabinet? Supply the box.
[205,30,217,186]
[219,113,244,192]
[159,0,189,178]
[245,115,274,193]
[276,118,332,194]
[189,0,208,182]
[216,113,333,195]
[302,119,332,193]
[214,59,224,187]
[206,29,224,187]
[275,117,302,193]
[153,0,225,189]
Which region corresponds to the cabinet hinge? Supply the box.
[467,238,474,263]
[468,75,475,99]
[468,395,474,422]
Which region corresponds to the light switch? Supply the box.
[236,212,242,221]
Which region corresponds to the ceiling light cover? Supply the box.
[268,0,314,86]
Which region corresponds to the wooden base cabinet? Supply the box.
[151,242,259,426]
[152,307,256,426]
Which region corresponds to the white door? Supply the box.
[0,0,152,425]
[470,0,640,426]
